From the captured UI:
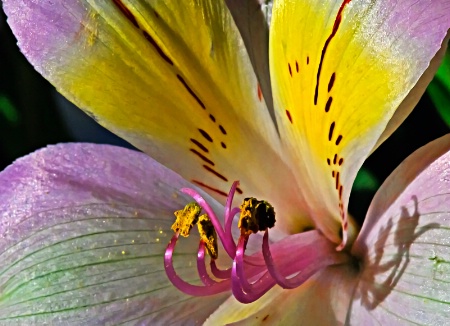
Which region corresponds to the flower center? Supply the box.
[164,181,350,303]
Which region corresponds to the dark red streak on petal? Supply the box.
[203,165,228,182]
[236,187,243,194]
[335,135,343,145]
[339,157,344,165]
[295,61,299,72]
[198,129,213,142]
[190,138,209,153]
[286,110,293,124]
[112,0,139,28]
[142,31,174,65]
[333,153,337,165]
[192,180,228,197]
[327,158,331,165]
[112,0,174,66]
[314,0,352,105]
[190,149,215,166]
[288,63,292,77]
[209,114,216,122]
[177,75,206,109]
[335,172,340,190]
[221,142,227,149]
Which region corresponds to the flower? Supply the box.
[1,0,450,324]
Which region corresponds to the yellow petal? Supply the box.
[270,0,450,244]
[4,0,312,232]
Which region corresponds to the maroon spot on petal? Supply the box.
[327,158,331,166]
[209,114,216,122]
[198,129,213,142]
[203,165,228,182]
[288,63,292,77]
[263,315,269,322]
[328,122,335,141]
[339,185,343,199]
[325,96,333,113]
[295,61,299,72]
[190,149,214,166]
[314,0,352,105]
[286,110,293,124]
[190,138,208,153]
[219,125,227,135]
[335,172,340,190]
[257,83,263,101]
[332,171,335,177]
[192,180,227,197]
[333,154,337,165]
[236,187,243,194]
[221,142,227,149]
[339,157,344,165]
[177,75,206,109]
[307,56,310,65]
[335,135,343,145]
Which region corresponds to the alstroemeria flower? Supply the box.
[1,0,450,324]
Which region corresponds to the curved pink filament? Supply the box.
[210,260,232,279]
[262,230,350,289]
[262,230,317,289]
[197,241,217,286]
[225,181,240,223]
[164,233,230,296]
[181,188,237,257]
[231,236,276,303]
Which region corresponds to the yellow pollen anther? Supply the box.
[171,202,201,237]
[238,198,276,236]
[197,214,218,259]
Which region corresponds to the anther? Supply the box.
[171,202,201,237]
[238,198,276,236]
[198,214,219,259]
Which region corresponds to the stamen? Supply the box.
[166,183,346,304]
[171,202,201,237]
[238,198,276,236]
[181,188,237,257]
[231,236,276,303]
[210,260,231,279]
[164,232,230,296]
[197,214,218,259]
[197,241,216,286]
[262,230,351,289]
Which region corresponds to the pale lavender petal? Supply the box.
[351,134,450,324]
[0,143,228,324]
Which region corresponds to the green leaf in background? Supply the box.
[353,167,379,191]
[0,94,19,125]
[428,48,450,127]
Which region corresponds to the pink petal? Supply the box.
[0,143,227,324]
[352,134,450,324]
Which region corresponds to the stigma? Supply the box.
[164,181,350,303]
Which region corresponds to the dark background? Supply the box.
[1,10,448,226]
